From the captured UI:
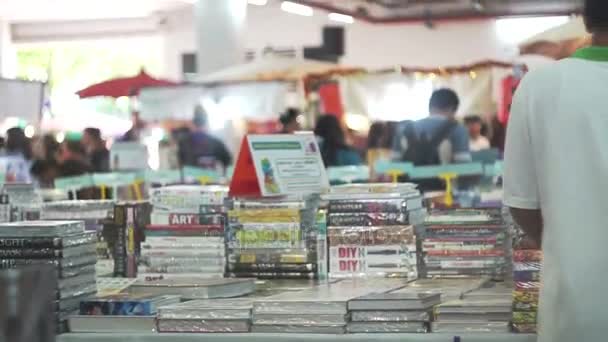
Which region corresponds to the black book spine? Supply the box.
[0,248,62,259]
[0,237,61,249]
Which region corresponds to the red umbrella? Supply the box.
[76,69,178,98]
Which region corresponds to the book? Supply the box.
[328,226,414,246]
[253,280,406,315]
[0,243,96,259]
[157,298,253,320]
[128,278,255,299]
[145,225,224,237]
[79,294,180,316]
[328,212,408,227]
[0,221,84,237]
[0,232,96,249]
[138,265,225,274]
[251,324,345,334]
[228,272,315,280]
[0,254,97,272]
[141,256,226,268]
[348,291,440,311]
[229,263,315,273]
[347,321,428,333]
[68,315,156,333]
[140,248,224,258]
[58,273,97,290]
[431,321,510,333]
[137,273,224,282]
[157,319,250,333]
[253,313,346,325]
[351,310,431,322]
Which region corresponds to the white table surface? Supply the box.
[59,333,536,342]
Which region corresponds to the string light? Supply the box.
[429,73,437,80]
[470,70,478,79]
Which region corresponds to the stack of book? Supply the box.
[2,183,43,221]
[157,298,253,333]
[251,279,405,334]
[421,208,508,279]
[512,250,542,333]
[347,288,440,333]
[42,200,115,276]
[0,265,57,338]
[323,184,424,278]
[226,196,320,279]
[141,186,229,281]
[106,202,150,278]
[69,294,180,332]
[431,297,512,333]
[0,221,98,333]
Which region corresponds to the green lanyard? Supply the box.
[572,46,608,61]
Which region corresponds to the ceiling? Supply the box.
[0,0,584,23]
[296,0,584,23]
[0,0,192,21]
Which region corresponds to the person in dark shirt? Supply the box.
[82,127,109,172]
[121,111,146,142]
[179,106,232,172]
[314,114,362,167]
[57,140,92,177]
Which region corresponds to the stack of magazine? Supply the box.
[141,185,229,281]
[512,250,542,333]
[251,279,405,334]
[0,221,97,333]
[322,184,424,278]
[421,208,508,278]
[432,296,512,333]
[69,294,180,332]
[226,196,320,279]
[347,287,440,333]
[157,298,253,333]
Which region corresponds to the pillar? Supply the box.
[194,0,247,77]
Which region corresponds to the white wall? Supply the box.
[160,4,516,80]
[0,19,17,78]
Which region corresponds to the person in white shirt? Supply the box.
[504,1,608,341]
[464,115,490,151]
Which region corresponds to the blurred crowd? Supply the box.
[0,87,502,190]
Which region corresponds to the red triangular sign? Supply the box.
[229,136,262,197]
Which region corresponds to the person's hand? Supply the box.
[518,235,541,250]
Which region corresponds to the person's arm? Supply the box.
[218,141,233,169]
[503,75,543,247]
[510,208,543,249]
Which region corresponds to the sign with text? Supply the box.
[229,134,329,197]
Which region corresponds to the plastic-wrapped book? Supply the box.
[128,278,255,299]
[156,298,253,333]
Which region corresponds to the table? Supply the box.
[59,333,536,342]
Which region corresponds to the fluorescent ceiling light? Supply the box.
[248,0,268,5]
[329,12,354,24]
[281,1,313,16]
